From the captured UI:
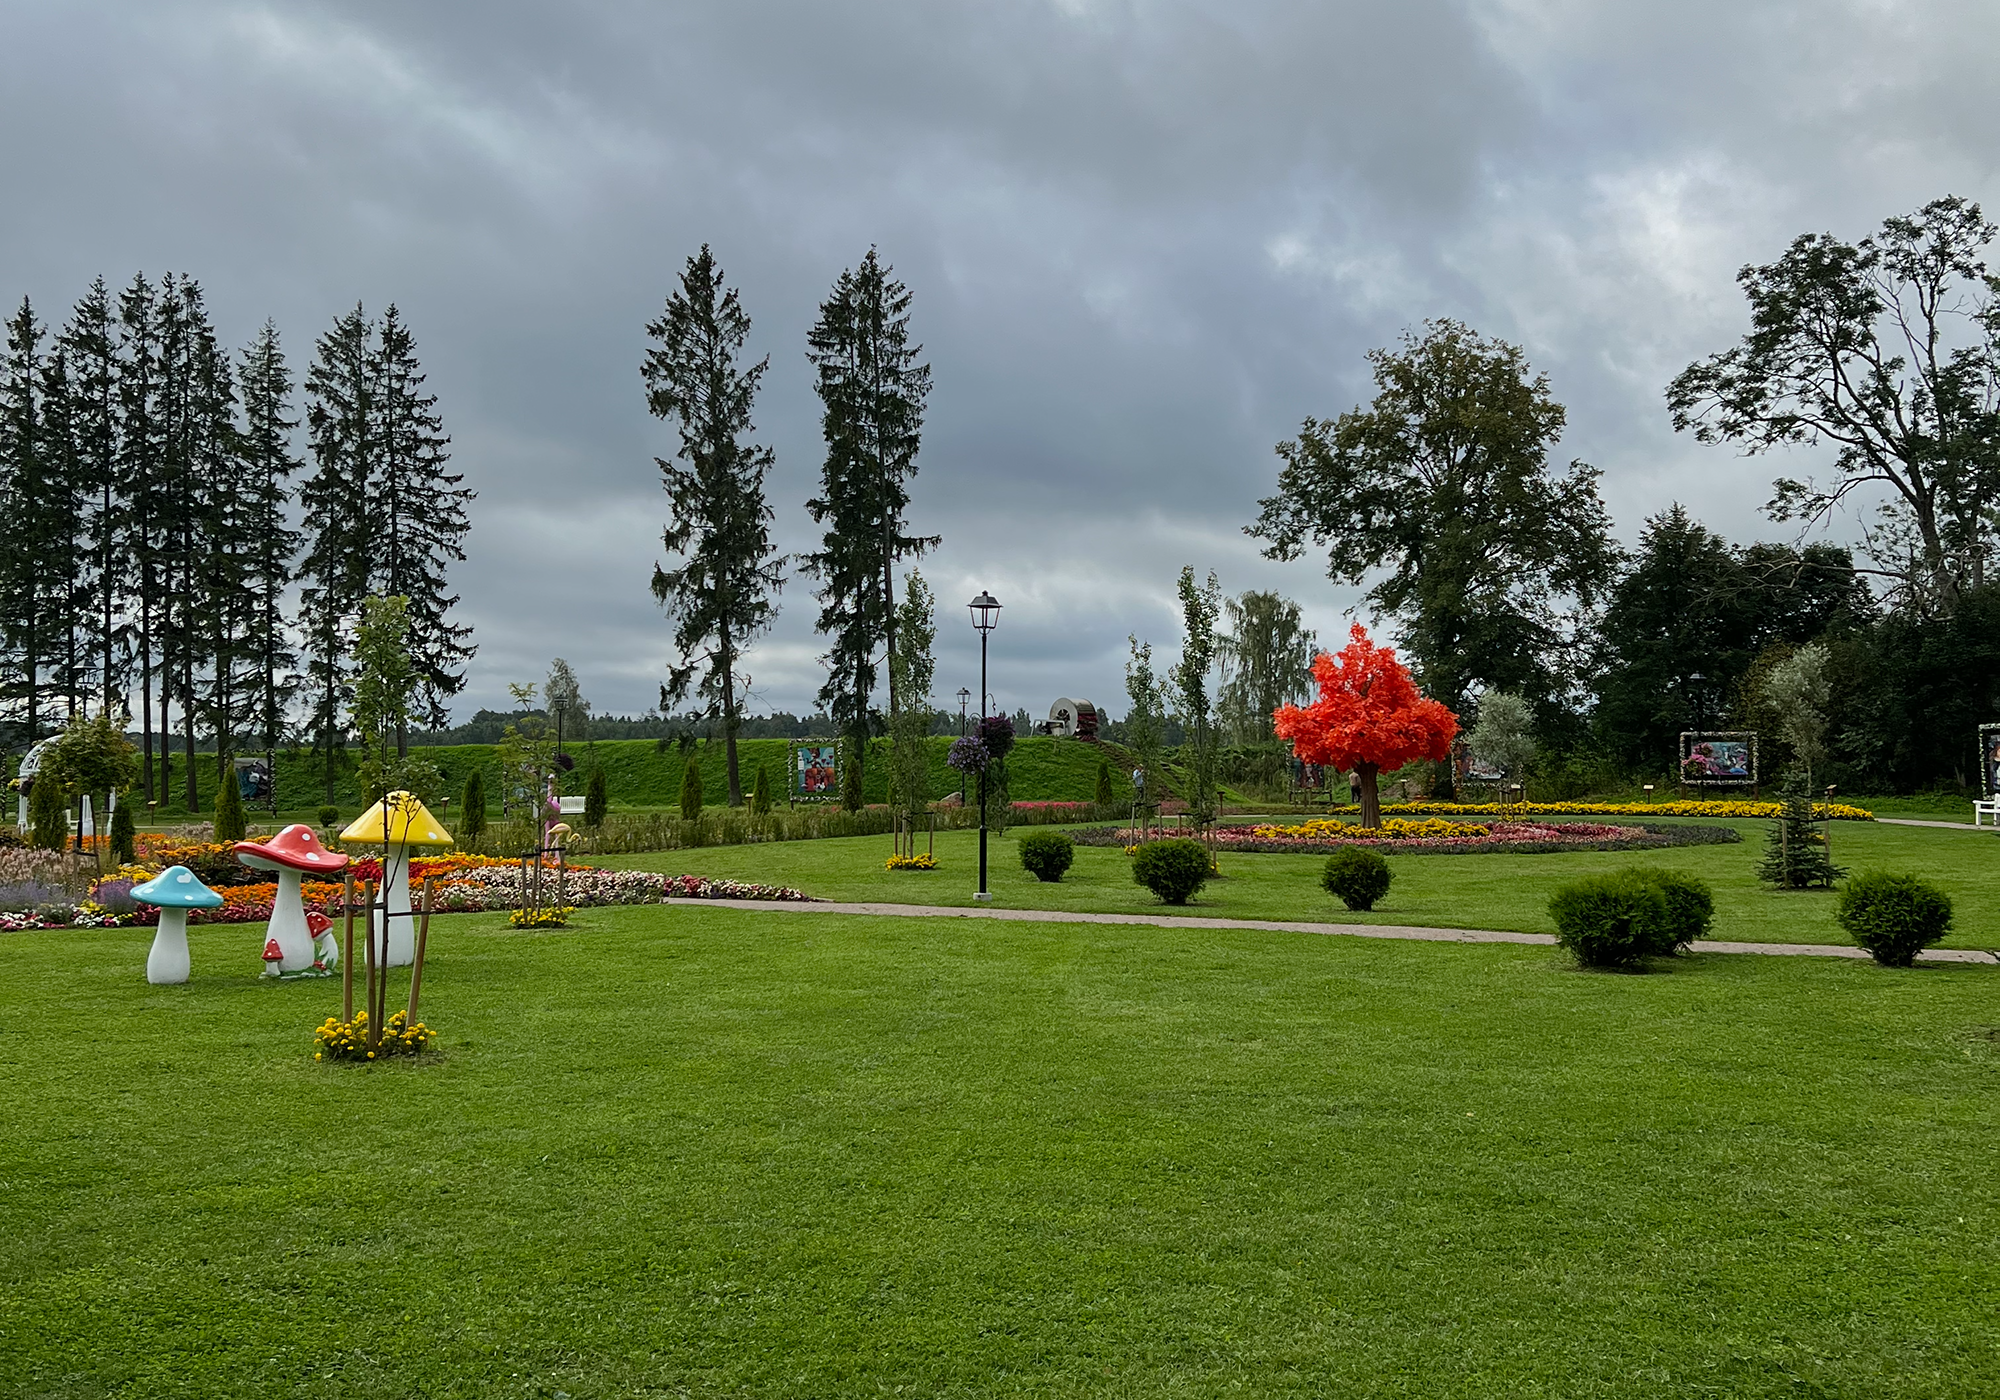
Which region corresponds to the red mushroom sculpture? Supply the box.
[236,825,350,975]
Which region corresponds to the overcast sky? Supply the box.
[5,1,1996,725]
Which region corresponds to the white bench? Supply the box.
[1975,800,1999,827]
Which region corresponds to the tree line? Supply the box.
[1247,195,2000,795]
[0,274,473,808]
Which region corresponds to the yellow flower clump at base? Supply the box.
[1318,799,1875,822]
[510,907,574,929]
[885,853,938,871]
[313,1009,434,1062]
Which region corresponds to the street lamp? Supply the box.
[969,590,1001,901]
[956,687,971,807]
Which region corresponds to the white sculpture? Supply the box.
[134,865,225,985]
[341,792,454,967]
[234,824,350,973]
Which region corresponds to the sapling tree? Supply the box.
[348,595,441,804]
[1760,643,1832,788]
[1170,568,1223,827]
[1466,692,1536,784]
[887,570,936,845]
[45,711,138,864]
[496,683,555,822]
[1124,636,1166,819]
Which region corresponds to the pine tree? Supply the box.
[116,273,168,801]
[644,247,786,808]
[801,249,937,797]
[59,278,132,717]
[235,321,302,756]
[1758,772,1845,889]
[0,297,78,747]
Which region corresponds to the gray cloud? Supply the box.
[3,0,1995,722]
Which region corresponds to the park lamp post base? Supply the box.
[974,892,993,902]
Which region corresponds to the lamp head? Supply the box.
[968,590,1001,634]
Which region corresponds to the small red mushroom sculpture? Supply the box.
[235,824,350,975]
[260,937,285,979]
[305,909,336,969]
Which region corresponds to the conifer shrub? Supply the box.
[1547,870,1669,968]
[1094,758,1114,807]
[458,772,486,840]
[1019,829,1076,882]
[1632,867,1714,954]
[1758,774,1844,889]
[841,739,863,813]
[318,805,341,832]
[212,768,248,842]
[1321,846,1392,911]
[1131,837,1212,905]
[750,763,773,815]
[1837,872,1953,967]
[680,755,705,821]
[109,796,136,865]
[28,780,67,852]
[584,766,608,828]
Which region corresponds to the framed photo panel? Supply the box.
[1679,732,1757,786]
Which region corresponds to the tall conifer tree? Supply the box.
[801,249,936,785]
[644,246,786,807]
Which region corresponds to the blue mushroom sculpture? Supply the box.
[135,865,226,985]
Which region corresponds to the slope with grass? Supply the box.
[3,907,1996,1397]
[604,817,2000,951]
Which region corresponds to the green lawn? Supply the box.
[4,905,1998,1398]
[602,818,2000,951]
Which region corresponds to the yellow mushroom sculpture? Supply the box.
[341,792,454,967]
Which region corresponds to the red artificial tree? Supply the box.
[1274,624,1460,829]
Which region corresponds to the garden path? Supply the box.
[665,898,2000,964]
[1876,817,1990,830]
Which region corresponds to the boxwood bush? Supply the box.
[1131,838,1212,905]
[1634,868,1714,954]
[1837,872,1953,967]
[1321,847,1392,911]
[1547,870,1669,968]
[1018,829,1075,882]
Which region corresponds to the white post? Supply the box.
[80,795,94,838]
[381,844,417,966]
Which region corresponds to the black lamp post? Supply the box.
[969,590,1001,901]
[956,687,971,807]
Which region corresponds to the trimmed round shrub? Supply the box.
[1547,870,1669,969]
[1321,846,1392,911]
[1131,838,1212,905]
[1019,829,1075,882]
[1632,867,1714,955]
[1837,872,1953,967]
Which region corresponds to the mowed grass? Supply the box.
[603,818,2000,950]
[4,905,1999,1398]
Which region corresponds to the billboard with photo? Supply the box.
[793,743,839,799]
[1980,724,2000,798]
[1679,732,1757,785]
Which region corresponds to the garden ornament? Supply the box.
[340,792,453,967]
[235,824,349,974]
[134,865,226,985]
[260,937,285,978]
[306,909,338,968]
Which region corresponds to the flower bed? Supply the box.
[1070,819,1741,856]
[1319,799,1873,822]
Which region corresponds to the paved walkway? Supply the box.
[1877,817,1992,831]
[666,898,2000,964]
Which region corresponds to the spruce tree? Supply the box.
[0,298,65,746]
[801,249,937,797]
[644,247,786,808]
[60,278,132,717]
[1758,772,1844,889]
[116,274,168,800]
[235,321,302,757]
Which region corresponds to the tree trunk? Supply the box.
[1356,761,1381,829]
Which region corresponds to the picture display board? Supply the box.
[1679,732,1758,786]
[1980,723,2000,797]
[792,743,839,800]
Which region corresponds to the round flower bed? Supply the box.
[1070,819,1741,856]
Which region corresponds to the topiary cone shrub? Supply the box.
[109,794,137,865]
[1019,829,1076,882]
[1547,870,1670,969]
[29,778,67,852]
[1837,872,1952,967]
[680,755,705,822]
[212,767,247,842]
[1132,837,1212,905]
[459,772,486,840]
[1321,846,1392,911]
[1094,758,1114,808]
[584,766,608,828]
[750,763,773,815]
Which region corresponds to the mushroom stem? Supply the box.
[146,908,190,985]
[380,842,417,967]
[267,867,315,971]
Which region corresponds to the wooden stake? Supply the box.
[408,877,434,1024]
[341,870,355,1022]
[361,878,379,1051]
